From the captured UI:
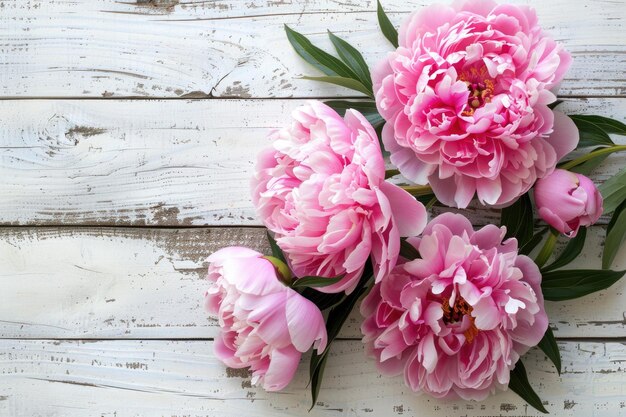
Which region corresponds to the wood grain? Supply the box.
[0,226,623,340]
[1,97,624,227]
[0,339,623,417]
[1,0,625,98]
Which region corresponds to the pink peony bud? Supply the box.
[205,247,327,391]
[534,169,603,237]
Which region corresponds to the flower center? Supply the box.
[458,67,494,116]
[442,296,480,344]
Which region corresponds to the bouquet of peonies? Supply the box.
[205,0,626,412]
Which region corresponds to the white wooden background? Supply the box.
[0,0,625,416]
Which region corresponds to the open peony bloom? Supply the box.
[205,247,327,391]
[360,213,548,400]
[252,101,427,293]
[373,0,578,208]
[534,169,603,237]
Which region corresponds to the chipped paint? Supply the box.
[226,367,251,379]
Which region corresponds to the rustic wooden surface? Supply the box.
[0,0,624,416]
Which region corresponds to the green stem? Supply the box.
[560,145,626,170]
[400,184,433,197]
[535,228,559,268]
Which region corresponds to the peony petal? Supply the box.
[379,181,428,237]
[549,111,579,161]
[285,291,328,352]
[208,247,262,265]
[262,346,301,391]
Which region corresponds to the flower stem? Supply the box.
[535,228,559,268]
[400,184,433,197]
[559,145,626,170]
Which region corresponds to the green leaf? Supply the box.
[266,231,286,263]
[603,199,626,269]
[302,75,373,97]
[520,227,549,256]
[570,115,615,148]
[327,31,372,92]
[537,327,561,375]
[308,352,329,411]
[547,99,563,110]
[284,25,359,79]
[324,100,384,127]
[300,288,345,311]
[508,360,549,414]
[375,121,388,156]
[542,227,587,272]
[291,274,345,289]
[569,149,609,175]
[599,167,626,214]
[399,238,420,260]
[415,193,436,207]
[309,263,373,409]
[570,115,626,136]
[541,269,626,301]
[500,193,534,247]
[376,0,398,48]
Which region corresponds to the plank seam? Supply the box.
[0,337,623,342]
[0,95,623,101]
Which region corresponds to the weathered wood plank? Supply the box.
[1,0,625,98]
[0,226,623,340]
[1,98,624,226]
[0,339,623,417]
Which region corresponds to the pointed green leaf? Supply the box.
[570,115,626,136]
[569,149,609,176]
[537,327,561,375]
[302,75,373,97]
[324,100,384,127]
[266,231,286,263]
[570,115,615,148]
[327,31,372,92]
[520,227,549,256]
[400,238,420,260]
[541,269,626,301]
[599,167,626,214]
[309,263,373,409]
[309,352,328,411]
[542,227,587,272]
[603,200,626,269]
[284,25,359,79]
[324,99,377,113]
[500,193,534,247]
[547,100,563,110]
[291,274,345,289]
[377,0,398,48]
[300,288,345,311]
[508,360,549,414]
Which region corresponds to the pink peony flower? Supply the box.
[534,169,603,237]
[252,101,427,293]
[360,213,548,400]
[373,0,578,208]
[205,247,327,391]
